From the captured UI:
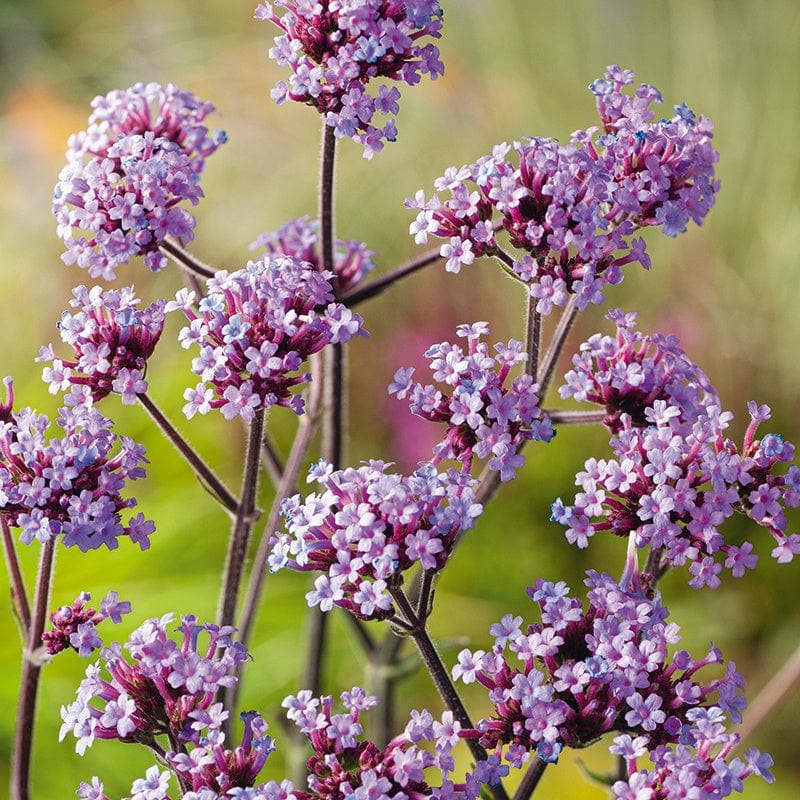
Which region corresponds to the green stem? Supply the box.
[138,391,238,515]
[2,515,31,635]
[11,537,55,800]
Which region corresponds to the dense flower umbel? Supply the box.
[59,613,250,756]
[407,66,718,312]
[250,215,376,293]
[560,308,718,432]
[453,572,749,769]
[37,285,166,405]
[269,459,482,620]
[280,688,484,800]
[0,380,153,551]
[42,590,131,657]
[609,718,773,800]
[552,398,800,587]
[53,82,225,279]
[169,255,366,421]
[388,322,554,481]
[255,1,444,158]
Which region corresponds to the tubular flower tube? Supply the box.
[37,285,166,405]
[53,82,226,279]
[388,322,554,482]
[255,1,444,158]
[559,308,719,432]
[167,255,367,421]
[268,459,483,620]
[0,380,154,552]
[407,66,718,312]
[250,215,376,293]
[552,399,800,587]
[454,572,750,769]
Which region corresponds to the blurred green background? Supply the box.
[1,1,799,797]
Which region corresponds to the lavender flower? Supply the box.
[553,394,800,586]
[59,613,250,755]
[169,255,366,421]
[42,590,131,657]
[0,378,154,552]
[269,459,482,620]
[407,66,718,311]
[255,1,444,158]
[388,322,554,481]
[53,83,225,279]
[280,688,480,800]
[454,571,749,768]
[250,215,376,293]
[37,285,166,404]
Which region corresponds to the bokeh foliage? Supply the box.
[1,1,798,798]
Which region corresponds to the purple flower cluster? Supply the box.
[559,308,719,432]
[388,322,554,481]
[37,285,166,405]
[53,82,225,279]
[269,459,482,620]
[280,687,484,800]
[250,215,376,293]
[0,379,154,552]
[610,721,773,799]
[169,256,366,421]
[453,572,749,770]
[255,0,444,158]
[59,613,250,756]
[407,66,718,312]
[42,590,131,657]
[552,394,800,587]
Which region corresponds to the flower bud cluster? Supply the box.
[552,350,800,589]
[250,215,376,293]
[60,613,250,755]
[559,308,718,432]
[169,256,366,421]
[42,590,131,657]
[407,66,718,312]
[53,82,225,279]
[389,322,554,481]
[269,459,482,619]
[453,572,748,769]
[280,687,483,800]
[255,1,444,158]
[0,378,153,552]
[37,285,166,405]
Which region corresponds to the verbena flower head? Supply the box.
[42,590,131,657]
[255,1,444,158]
[281,687,481,800]
[269,459,482,620]
[250,215,376,293]
[388,322,554,481]
[560,308,719,432]
[610,722,773,799]
[454,571,748,769]
[0,381,154,552]
[59,613,251,756]
[169,255,366,421]
[53,83,225,279]
[407,66,718,312]
[552,399,800,587]
[37,285,166,405]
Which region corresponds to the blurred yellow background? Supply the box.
[1,1,799,798]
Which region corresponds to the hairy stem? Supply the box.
[138,391,238,514]
[2,515,31,635]
[11,537,55,800]
[537,296,579,396]
[544,409,606,426]
[524,289,541,379]
[160,236,218,279]
[217,407,265,630]
[512,757,548,800]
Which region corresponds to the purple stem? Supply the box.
[138,391,238,514]
[1,515,31,634]
[537,296,579,396]
[512,758,548,800]
[160,236,218,279]
[11,537,55,800]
